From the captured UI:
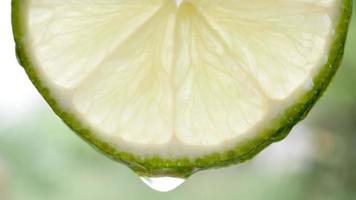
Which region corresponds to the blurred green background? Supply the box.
[0,3,355,200]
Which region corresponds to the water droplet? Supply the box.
[140,176,185,192]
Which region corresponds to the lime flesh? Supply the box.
[12,0,352,177]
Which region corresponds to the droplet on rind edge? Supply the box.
[140,176,186,192]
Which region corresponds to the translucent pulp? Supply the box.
[175,0,184,7]
[140,176,186,192]
[24,0,339,157]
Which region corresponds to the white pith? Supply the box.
[23,0,341,158]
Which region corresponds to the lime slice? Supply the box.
[12,0,352,177]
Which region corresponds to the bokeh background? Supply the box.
[0,1,355,200]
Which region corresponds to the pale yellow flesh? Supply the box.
[25,0,339,157]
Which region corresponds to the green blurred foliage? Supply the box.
[0,4,355,200]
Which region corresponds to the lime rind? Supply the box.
[12,0,352,177]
